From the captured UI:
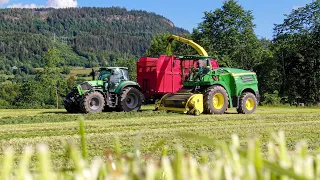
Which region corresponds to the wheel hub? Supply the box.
[126,93,138,109]
[90,97,100,111]
[245,98,255,111]
[213,93,224,109]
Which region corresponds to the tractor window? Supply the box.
[98,70,111,80]
[121,69,130,80]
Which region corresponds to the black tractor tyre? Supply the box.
[64,92,81,113]
[80,91,105,113]
[237,92,257,114]
[204,85,229,114]
[118,87,143,112]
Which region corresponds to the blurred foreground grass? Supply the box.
[0,120,319,179]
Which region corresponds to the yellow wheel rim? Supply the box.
[246,98,255,111]
[213,93,224,109]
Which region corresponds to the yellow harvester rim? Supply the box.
[246,98,255,111]
[213,93,224,109]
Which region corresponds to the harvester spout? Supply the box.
[167,35,209,57]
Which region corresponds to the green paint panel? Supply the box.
[114,81,140,93]
[182,67,259,108]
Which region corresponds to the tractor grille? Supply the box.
[241,75,254,83]
[80,82,93,90]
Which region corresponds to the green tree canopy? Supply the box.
[194,0,262,69]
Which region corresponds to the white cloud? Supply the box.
[7,0,77,9]
[0,0,9,7]
[7,3,43,8]
[46,0,77,8]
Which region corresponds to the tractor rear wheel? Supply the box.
[80,91,105,113]
[64,92,81,113]
[118,87,143,112]
[237,92,257,114]
[204,85,229,114]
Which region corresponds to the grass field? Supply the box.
[0,106,319,168]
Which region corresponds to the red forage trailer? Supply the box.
[137,55,219,102]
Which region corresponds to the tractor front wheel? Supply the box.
[204,85,229,114]
[118,87,143,112]
[64,92,81,113]
[80,91,105,113]
[237,92,257,114]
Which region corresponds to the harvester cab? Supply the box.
[155,35,260,115]
[181,55,212,82]
[64,67,144,114]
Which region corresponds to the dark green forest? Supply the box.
[0,7,186,71]
[0,1,319,108]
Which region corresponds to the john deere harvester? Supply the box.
[155,36,259,115]
[64,67,144,113]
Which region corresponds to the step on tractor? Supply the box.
[155,36,260,115]
[64,67,144,113]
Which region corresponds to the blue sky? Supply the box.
[2,0,313,38]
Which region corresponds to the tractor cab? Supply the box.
[97,67,129,92]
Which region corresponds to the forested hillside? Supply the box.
[0,7,187,72]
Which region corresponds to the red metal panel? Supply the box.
[137,55,220,101]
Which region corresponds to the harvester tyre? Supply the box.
[80,91,105,113]
[204,86,229,114]
[118,87,143,112]
[237,92,257,114]
[64,92,81,113]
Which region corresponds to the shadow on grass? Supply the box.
[224,112,238,114]
[41,111,70,114]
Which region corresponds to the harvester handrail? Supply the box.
[168,35,209,57]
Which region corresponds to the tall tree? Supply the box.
[41,48,65,108]
[195,0,262,69]
[273,1,320,105]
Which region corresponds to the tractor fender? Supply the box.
[239,88,260,103]
[115,82,146,104]
[84,89,106,98]
[207,82,233,108]
[114,81,142,94]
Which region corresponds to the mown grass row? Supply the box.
[0,107,319,170]
[1,120,319,179]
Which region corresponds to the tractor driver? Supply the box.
[98,70,111,90]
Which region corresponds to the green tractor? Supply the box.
[64,67,144,113]
[155,56,260,115]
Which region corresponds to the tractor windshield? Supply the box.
[98,70,111,80]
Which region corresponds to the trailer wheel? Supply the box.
[80,91,105,113]
[204,85,229,114]
[237,92,257,114]
[64,92,81,113]
[118,87,143,112]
